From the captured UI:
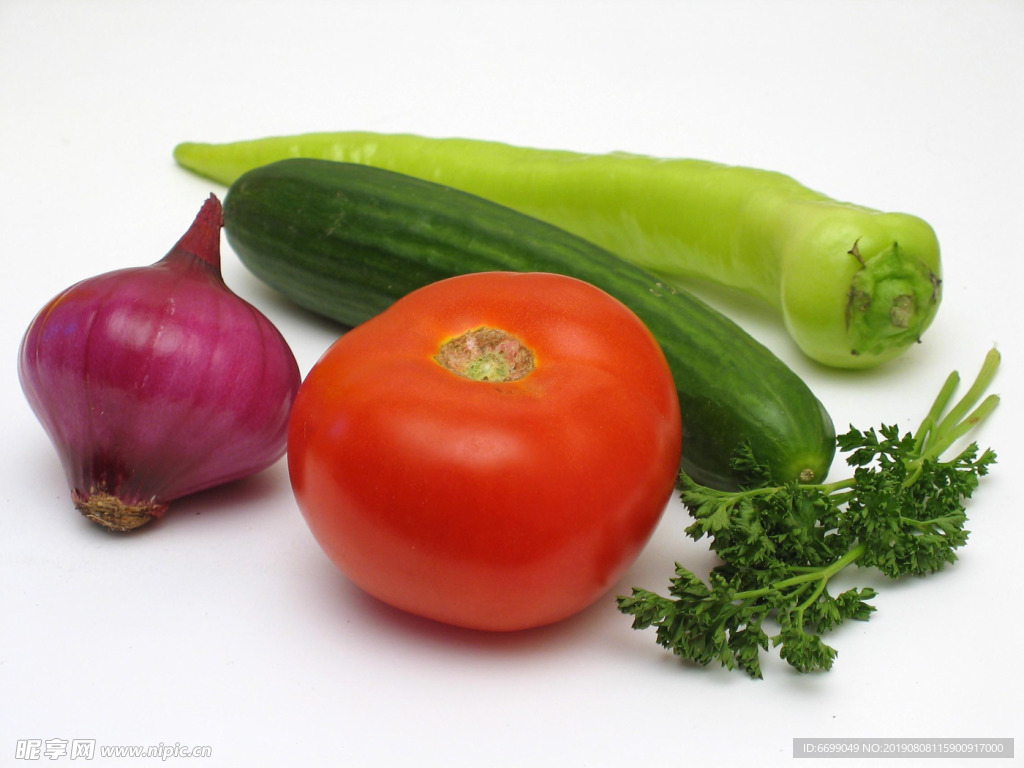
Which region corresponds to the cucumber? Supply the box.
[223,158,836,490]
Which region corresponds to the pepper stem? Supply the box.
[845,241,941,357]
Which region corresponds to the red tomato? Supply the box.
[288,272,682,631]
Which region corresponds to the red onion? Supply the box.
[18,195,301,532]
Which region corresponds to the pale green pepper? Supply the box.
[174,132,942,368]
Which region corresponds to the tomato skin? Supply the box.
[288,272,682,631]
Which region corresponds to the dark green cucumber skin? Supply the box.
[224,158,836,490]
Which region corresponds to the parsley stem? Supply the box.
[920,394,1000,464]
[913,370,960,456]
[794,576,829,626]
[931,348,1001,448]
[730,543,867,603]
[902,393,1000,486]
[827,489,858,506]
[903,348,1001,486]
[816,478,857,495]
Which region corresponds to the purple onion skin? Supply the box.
[18,195,301,532]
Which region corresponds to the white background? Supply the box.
[2,1,1021,766]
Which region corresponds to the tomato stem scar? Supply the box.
[435,327,535,382]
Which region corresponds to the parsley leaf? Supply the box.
[618,349,1001,677]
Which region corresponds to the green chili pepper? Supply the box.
[174,132,942,369]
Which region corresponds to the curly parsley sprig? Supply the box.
[618,349,1000,678]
